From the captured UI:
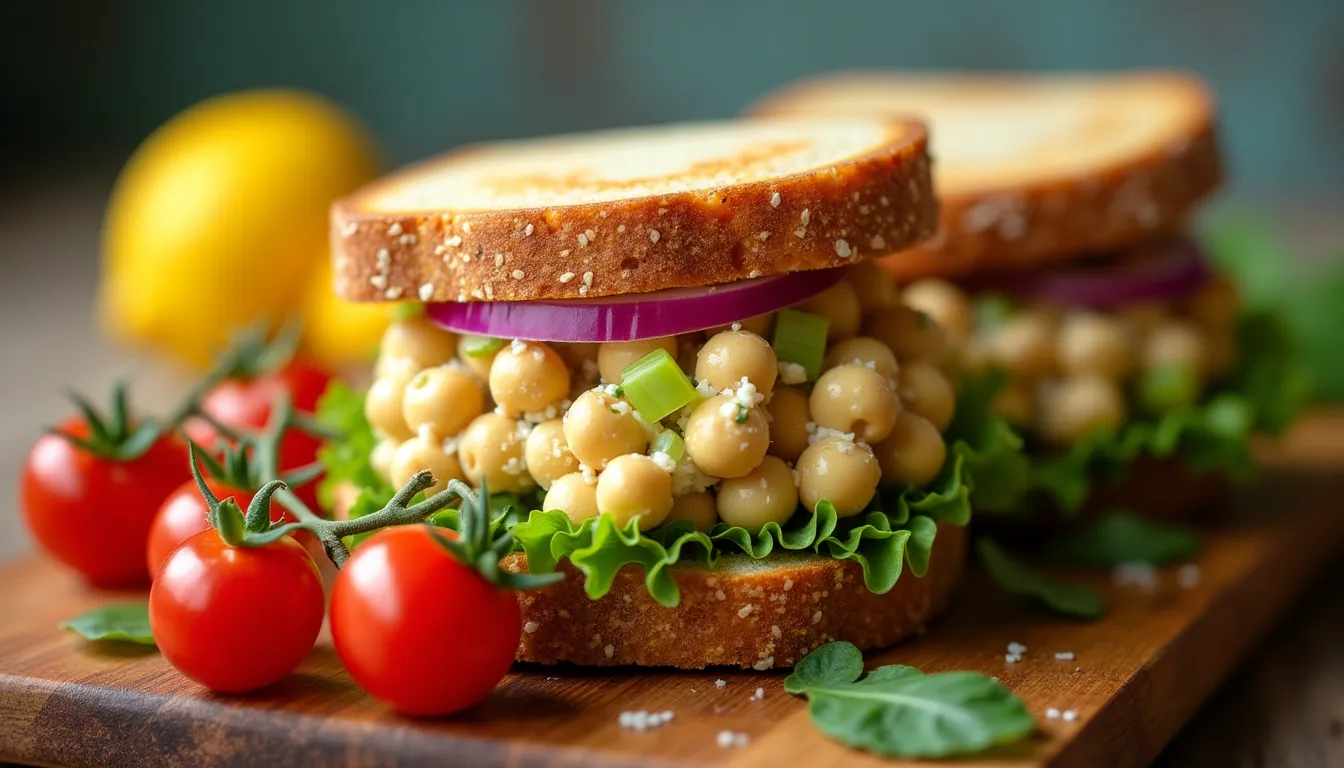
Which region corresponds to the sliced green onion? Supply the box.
[461,335,505,358]
[392,302,425,320]
[773,309,830,381]
[651,429,685,465]
[1138,364,1200,413]
[620,349,697,422]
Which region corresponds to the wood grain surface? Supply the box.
[1,415,1343,768]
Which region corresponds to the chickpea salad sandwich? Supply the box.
[318,118,1028,669]
[753,71,1307,523]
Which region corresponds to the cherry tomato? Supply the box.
[330,526,520,716]
[150,530,324,693]
[185,359,333,510]
[22,418,188,587]
[146,478,288,578]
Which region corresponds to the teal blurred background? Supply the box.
[4,0,1343,201]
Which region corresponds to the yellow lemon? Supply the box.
[300,257,398,370]
[100,90,379,368]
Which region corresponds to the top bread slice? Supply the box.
[750,70,1222,279]
[331,118,935,302]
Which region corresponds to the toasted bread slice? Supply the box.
[505,523,965,669]
[750,71,1222,279]
[331,119,935,302]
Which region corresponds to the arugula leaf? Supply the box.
[977,539,1105,619]
[1042,511,1200,567]
[60,602,155,645]
[784,641,1035,758]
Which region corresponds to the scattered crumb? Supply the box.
[715,679,727,689]
[1046,708,1061,719]
[749,687,765,702]
[1112,562,1159,590]
[1062,710,1078,722]
[1007,641,1027,655]
[1177,563,1202,589]
[619,710,675,731]
[1055,651,1075,661]
[717,731,750,749]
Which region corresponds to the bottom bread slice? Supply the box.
[503,522,966,669]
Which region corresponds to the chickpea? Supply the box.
[371,437,399,479]
[457,412,535,493]
[1142,319,1207,377]
[873,412,947,488]
[1058,313,1133,379]
[765,386,811,463]
[402,364,486,438]
[381,315,457,370]
[810,363,900,444]
[987,310,1058,378]
[865,305,949,364]
[389,433,465,495]
[375,351,421,380]
[554,342,599,370]
[665,490,719,533]
[902,279,972,341]
[1039,376,1127,444]
[364,364,417,440]
[898,362,955,431]
[1206,330,1238,378]
[799,281,862,341]
[562,389,649,468]
[598,337,678,385]
[993,380,1037,425]
[824,336,900,381]
[696,330,778,394]
[706,314,774,338]
[595,454,674,531]
[1117,301,1170,335]
[543,472,599,526]
[683,396,770,478]
[843,260,900,315]
[523,419,579,490]
[716,456,799,531]
[456,337,501,380]
[489,341,570,416]
[796,438,881,517]
[1186,276,1239,333]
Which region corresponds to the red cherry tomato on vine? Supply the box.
[149,530,324,693]
[146,478,289,578]
[186,360,332,469]
[330,526,521,717]
[22,418,188,587]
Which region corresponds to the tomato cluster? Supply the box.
[24,355,536,717]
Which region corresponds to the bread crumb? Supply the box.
[715,679,727,689]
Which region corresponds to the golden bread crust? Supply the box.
[505,523,966,669]
[330,119,936,302]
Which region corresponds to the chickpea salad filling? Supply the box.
[318,262,1025,607]
[902,236,1309,515]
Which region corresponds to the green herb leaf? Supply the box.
[60,602,155,645]
[784,641,1035,758]
[978,539,1105,619]
[1042,511,1200,567]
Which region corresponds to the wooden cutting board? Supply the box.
[3,414,1343,768]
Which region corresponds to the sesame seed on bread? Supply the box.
[749,70,1222,280]
[330,119,936,303]
[505,522,965,669]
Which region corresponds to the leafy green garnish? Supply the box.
[61,602,155,645]
[1041,511,1200,567]
[947,369,1033,513]
[784,641,1035,758]
[977,539,1105,619]
[316,381,395,513]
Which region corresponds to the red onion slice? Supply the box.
[969,238,1212,309]
[426,267,847,342]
